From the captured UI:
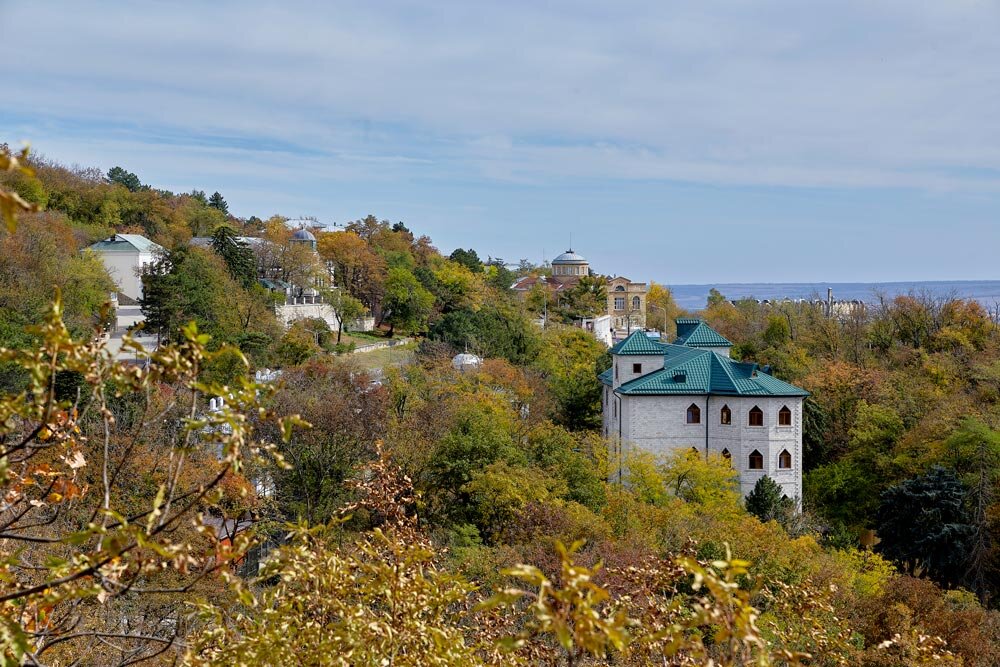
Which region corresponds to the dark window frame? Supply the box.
[686,403,701,424]
[778,449,792,469]
[748,449,764,470]
[748,406,764,427]
[778,405,792,426]
[720,404,731,425]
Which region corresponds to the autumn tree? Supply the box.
[646,282,684,337]
[0,295,296,664]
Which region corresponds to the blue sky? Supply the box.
[2,1,1000,284]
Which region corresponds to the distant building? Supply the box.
[511,249,648,340]
[600,320,808,500]
[85,233,164,301]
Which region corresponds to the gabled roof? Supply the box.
[674,319,733,348]
[87,233,163,254]
[598,367,613,386]
[613,343,808,397]
[610,329,667,356]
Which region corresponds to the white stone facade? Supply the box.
[602,390,803,499]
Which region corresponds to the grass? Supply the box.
[345,342,417,371]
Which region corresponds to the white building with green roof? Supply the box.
[85,233,164,301]
[599,319,808,500]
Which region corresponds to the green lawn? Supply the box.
[345,341,417,371]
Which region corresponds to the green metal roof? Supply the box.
[598,367,613,386]
[87,234,163,254]
[606,342,807,397]
[673,319,733,348]
[609,330,666,356]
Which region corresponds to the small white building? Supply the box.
[85,234,164,301]
[600,319,808,500]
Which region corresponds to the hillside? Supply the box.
[2,149,1000,665]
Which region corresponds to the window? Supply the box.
[686,403,701,424]
[614,364,619,379]
[748,449,764,470]
[690,447,700,456]
[614,285,625,291]
[632,363,642,374]
[632,295,640,310]
[748,406,763,426]
[614,297,625,310]
[720,404,731,425]
[778,405,792,426]
[721,448,731,461]
[779,449,792,469]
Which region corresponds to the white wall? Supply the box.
[612,354,665,388]
[275,303,341,331]
[96,250,141,300]
[617,394,803,500]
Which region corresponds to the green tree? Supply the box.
[429,304,541,365]
[383,267,435,335]
[327,288,366,343]
[534,326,606,429]
[140,246,242,343]
[207,190,228,213]
[745,475,793,523]
[106,165,142,192]
[707,287,727,308]
[210,224,256,288]
[556,275,607,322]
[875,466,975,587]
[449,247,483,272]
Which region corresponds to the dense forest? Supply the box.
[2,147,1000,665]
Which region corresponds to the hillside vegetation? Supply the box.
[2,148,1000,665]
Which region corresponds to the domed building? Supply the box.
[289,227,317,250]
[550,249,590,277]
[511,247,648,339]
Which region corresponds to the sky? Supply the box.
[2,1,1000,284]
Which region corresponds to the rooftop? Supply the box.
[602,319,807,397]
[87,233,164,254]
[551,249,588,265]
[674,319,733,348]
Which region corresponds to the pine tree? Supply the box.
[208,191,229,214]
[875,466,975,587]
[210,224,256,288]
[107,166,142,192]
[745,475,790,523]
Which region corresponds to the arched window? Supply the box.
[748,406,764,427]
[779,449,792,469]
[721,448,731,460]
[686,403,701,424]
[614,285,625,291]
[720,404,731,425]
[778,405,792,426]
[690,447,700,457]
[632,295,640,310]
[748,449,764,470]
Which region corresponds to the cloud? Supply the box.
[4,0,1000,193]
[4,1,1000,283]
